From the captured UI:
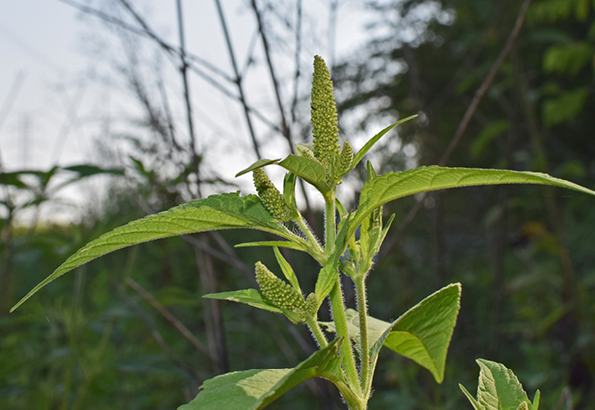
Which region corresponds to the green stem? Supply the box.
[355,277,370,395]
[331,379,365,410]
[306,317,328,348]
[324,192,361,394]
[295,212,324,256]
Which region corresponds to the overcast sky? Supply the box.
[0,0,377,219]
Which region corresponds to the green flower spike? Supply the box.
[337,141,354,177]
[255,262,307,321]
[253,168,293,222]
[311,55,340,167]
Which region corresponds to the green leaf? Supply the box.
[323,283,461,383]
[273,247,301,292]
[11,192,293,312]
[282,172,298,212]
[203,289,281,314]
[314,215,351,303]
[351,115,417,169]
[370,283,461,383]
[459,384,482,410]
[235,159,280,177]
[461,359,531,410]
[0,172,28,188]
[62,164,124,177]
[531,390,540,410]
[178,339,341,410]
[356,166,595,226]
[278,155,332,193]
[234,241,309,253]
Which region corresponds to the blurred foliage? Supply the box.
[2,0,595,408]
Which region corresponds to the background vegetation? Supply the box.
[1,0,594,408]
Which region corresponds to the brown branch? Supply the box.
[289,0,302,127]
[58,0,283,136]
[125,277,210,356]
[195,245,230,373]
[250,0,294,152]
[214,0,262,159]
[174,0,201,197]
[249,0,313,215]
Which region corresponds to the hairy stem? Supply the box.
[295,212,324,255]
[355,277,370,394]
[306,317,328,348]
[325,192,361,394]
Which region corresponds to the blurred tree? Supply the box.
[333,0,595,407]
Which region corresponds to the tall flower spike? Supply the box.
[255,262,306,317]
[311,55,340,166]
[253,168,292,222]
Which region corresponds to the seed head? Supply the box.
[255,262,306,315]
[253,168,292,222]
[311,55,340,166]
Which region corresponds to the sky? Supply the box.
[0,0,377,220]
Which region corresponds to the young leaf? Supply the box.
[235,158,280,177]
[351,114,418,169]
[273,247,301,292]
[278,155,332,193]
[314,215,351,303]
[178,339,341,410]
[11,192,295,312]
[370,283,461,383]
[356,166,595,225]
[203,289,281,314]
[531,390,540,410]
[460,359,532,410]
[282,172,298,211]
[459,384,482,410]
[234,241,309,253]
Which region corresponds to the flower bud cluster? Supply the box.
[253,168,292,222]
[255,262,306,315]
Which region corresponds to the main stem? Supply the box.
[355,277,370,396]
[325,192,361,395]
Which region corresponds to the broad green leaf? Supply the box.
[235,159,280,177]
[273,247,301,291]
[460,359,531,410]
[352,114,418,169]
[203,289,281,314]
[11,192,294,312]
[355,166,595,226]
[178,339,341,410]
[370,283,461,383]
[323,283,461,383]
[234,240,309,253]
[278,155,332,193]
